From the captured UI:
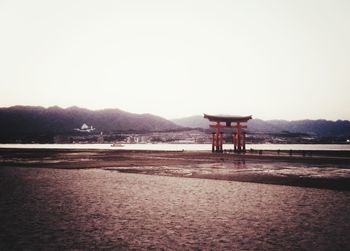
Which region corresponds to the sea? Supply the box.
[1,143,350,151]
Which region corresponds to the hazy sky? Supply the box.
[0,0,349,120]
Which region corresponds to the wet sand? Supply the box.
[1,148,349,191]
[0,149,350,250]
[0,167,350,250]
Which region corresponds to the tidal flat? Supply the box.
[1,148,349,190]
[0,149,349,250]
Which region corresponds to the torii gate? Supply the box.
[204,114,252,152]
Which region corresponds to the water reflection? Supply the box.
[232,159,246,168]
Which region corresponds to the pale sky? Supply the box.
[0,0,349,120]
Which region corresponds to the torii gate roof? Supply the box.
[203,114,252,123]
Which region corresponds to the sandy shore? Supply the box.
[1,167,350,250]
[1,149,350,250]
[1,148,349,191]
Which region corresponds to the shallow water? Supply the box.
[0,167,349,250]
[1,143,350,151]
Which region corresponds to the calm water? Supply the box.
[0,167,349,250]
[1,143,350,151]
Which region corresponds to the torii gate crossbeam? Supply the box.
[204,114,252,153]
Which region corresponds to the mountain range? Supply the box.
[172,115,350,137]
[0,106,179,140]
[0,106,349,143]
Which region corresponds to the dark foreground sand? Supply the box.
[0,167,350,250]
[0,148,349,190]
[0,149,349,250]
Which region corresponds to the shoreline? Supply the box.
[1,148,349,191]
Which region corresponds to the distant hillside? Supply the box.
[172,115,350,137]
[172,115,209,129]
[0,106,180,137]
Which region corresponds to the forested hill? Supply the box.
[0,106,180,136]
[172,115,350,137]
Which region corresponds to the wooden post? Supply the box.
[219,132,224,152]
[215,122,220,152]
[237,122,241,151]
[233,133,236,151]
[212,132,215,152]
[242,132,246,151]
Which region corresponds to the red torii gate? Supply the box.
[204,114,252,152]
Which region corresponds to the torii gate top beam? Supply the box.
[203,114,252,125]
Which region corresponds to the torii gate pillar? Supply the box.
[204,114,252,153]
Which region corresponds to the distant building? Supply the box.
[75,123,95,132]
[81,123,89,130]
